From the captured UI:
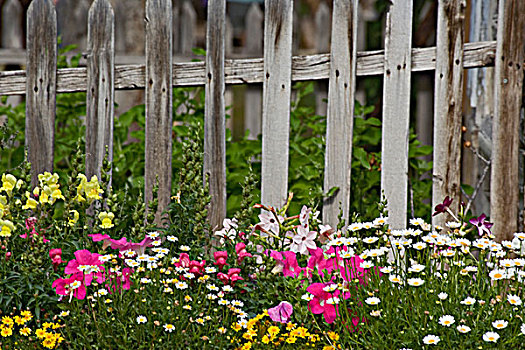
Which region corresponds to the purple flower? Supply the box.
[433,196,453,216]
[268,301,293,323]
[469,214,493,237]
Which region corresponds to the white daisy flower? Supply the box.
[164,324,175,332]
[412,242,427,250]
[460,297,476,305]
[323,284,338,292]
[222,285,234,292]
[507,294,522,306]
[407,278,425,287]
[362,236,379,244]
[166,235,178,242]
[380,266,393,274]
[326,297,340,305]
[136,315,147,324]
[180,245,191,252]
[175,281,188,290]
[205,267,217,274]
[456,325,471,333]
[301,293,313,301]
[365,297,380,305]
[439,315,455,327]
[446,221,461,229]
[408,264,425,273]
[389,275,403,284]
[489,269,506,280]
[147,231,160,239]
[521,323,525,335]
[482,331,500,343]
[360,261,374,269]
[422,335,440,345]
[438,292,448,300]
[492,320,508,329]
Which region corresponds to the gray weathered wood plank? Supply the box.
[204,0,226,230]
[323,0,358,228]
[0,41,499,96]
[243,3,263,140]
[144,0,173,222]
[180,0,196,55]
[86,0,114,182]
[2,0,24,50]
[314,1,330,117]
[25,0,57,185]
[261,0,294,209]
[432,0,466,228]
[490,0,525,241]
[381,0,413,229]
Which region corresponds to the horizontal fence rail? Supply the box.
[0,41,498,96]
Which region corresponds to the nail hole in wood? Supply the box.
[207,73,212,79]
[281,84,285,89]
[149,79,153,85]
[266,72,270,79]
[455,59,460,65]
[335,69,340,77]
[386,69,391,75]
[34,86,38,92]
[397,65,401,70]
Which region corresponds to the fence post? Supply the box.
[432,0,466,228]
[261,0,294,209]
[322,0,358,228]
[144,0,173,222]
[381,0,413,229]
[243,3,263,140]
[1,0,24,109]
[26,0,57,185]
[204,0,226,230]
[490,0,525,241]
[86,0,114,182]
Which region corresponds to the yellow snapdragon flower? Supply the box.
[0,219,14,237]
[99,211,115,229]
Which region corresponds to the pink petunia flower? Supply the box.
[268,301,293,323]
[270,251,303,277]
[307,283,339,324]
[64,250,104,286]
[52,273,87,300]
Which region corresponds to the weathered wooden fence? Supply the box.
[0,0,524,242]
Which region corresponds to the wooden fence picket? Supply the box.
[243,3,263,140]
[322,0,358,228]
[490,0,525,241]
[2,0,24,50]
[432,0,466,228]
[25,0,57,185]
[261,0,294,209]
[179,0,197,55]
[314,1,330,117]
[144,0,173,221]
[381,0,413,229]
[204,0,227,230]
[86,0,115,181]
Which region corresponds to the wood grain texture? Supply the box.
[243,3,263,140]
[25,0,57,185]
[144,0,173,222]
[179,0,196,55]
[261,0,294,209]
[381,0,413,229]
[2,0,24,49]
[490,0,525,241]
[314,1,330,117]
[0,41,499,96]
[86,0,114,182]
[204,0,226,230]
[432,0,466,228]
[323,0,357,227]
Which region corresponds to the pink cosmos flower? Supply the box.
[307,283,339,324]
[213,251,228,269]
[268,301,293,323]
[235,243,252,264]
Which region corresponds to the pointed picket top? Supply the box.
[86,0,115,182]
[25,0,57,185]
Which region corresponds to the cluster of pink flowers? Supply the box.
[268,245,376,324]
[20,217,49,243]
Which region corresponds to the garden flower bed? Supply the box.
[1,168,524,349]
